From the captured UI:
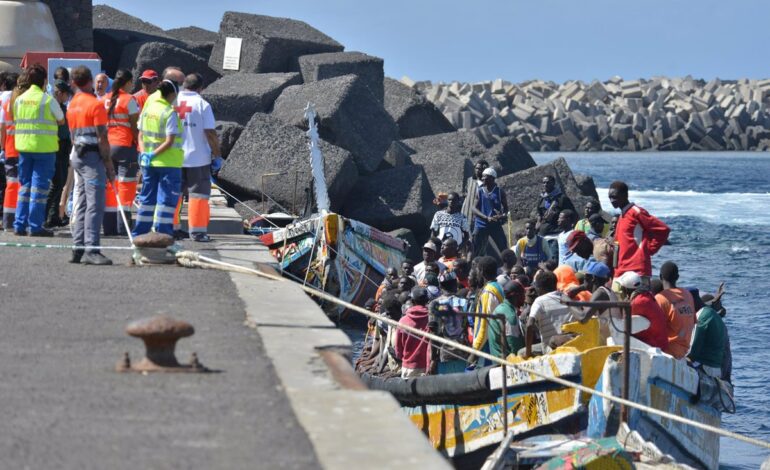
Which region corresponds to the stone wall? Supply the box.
[41,0,93,52]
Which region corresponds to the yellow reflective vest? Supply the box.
[13,85,59,153]
[139,96,183,168]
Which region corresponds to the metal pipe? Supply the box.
[499,315,509,434]
[622,304,631,423]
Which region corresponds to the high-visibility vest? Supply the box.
[105,91,136,147]
[139,97,183,168]
[13,85,58,153]
[2,98,18,158]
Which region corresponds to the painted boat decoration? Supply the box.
[588,347,734,469]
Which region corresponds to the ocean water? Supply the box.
[535,152,770,469]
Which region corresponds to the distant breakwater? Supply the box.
[404,76,770,152]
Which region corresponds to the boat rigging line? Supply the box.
[175,250,770,452]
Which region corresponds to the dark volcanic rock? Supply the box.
[383,78,454,139]
[384,131,487,195]
[388,228,421,263]
[298,52,384,103]
[118,42,221,91]
[202,73,302,125]
[93,5,210,76]
[574,173,600,201]
[166,26,219,43]
[209,12,344,75]
[217,113,358,213]
[272,74,398,173]
[341,165,435,233]
[475,135,537,177]
[215,121,244,159]
[498,157,592,223]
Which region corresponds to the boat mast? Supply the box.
[304,103,330,216]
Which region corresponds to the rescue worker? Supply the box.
[172,73,222,242]
[132,79,183,238]
[103,69,140,236]
[1,71,20,229]
[133,69,159,111]
[13,64,65,237]
[67,66,115,265]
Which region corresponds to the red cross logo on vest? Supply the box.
[175,101,193,120]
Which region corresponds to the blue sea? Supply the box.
[535,152,770,469]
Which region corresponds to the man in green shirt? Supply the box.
[489,280,526,358]
[688,284,727,378]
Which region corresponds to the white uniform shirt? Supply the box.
[177,90,216,168]
[0,90,11,123]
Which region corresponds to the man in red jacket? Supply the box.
[395,287,431,378]
[608,180,670,278]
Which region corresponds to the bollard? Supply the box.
[117,315,211,373]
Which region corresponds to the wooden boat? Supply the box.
[360,320,620,458]
[587,347,734,469]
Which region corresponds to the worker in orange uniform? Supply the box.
[173,73,221,242]
[67,66,115,265]
[102,69,140,236]
[0,71,20,229]
[133,69,159,112]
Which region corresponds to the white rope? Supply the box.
[111,181,134,246]
[177,250,770,451]
[211,180,288,227]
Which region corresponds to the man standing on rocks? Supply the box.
[172,73,222,242]
[575,200,607,238]
[534,175,573,235]
[430,191,470,249]
[556,209,576,265]
[472,167,508,259]
[608,180,669,279]
[462,159,488,231]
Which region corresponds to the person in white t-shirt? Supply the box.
[174,73,222,242]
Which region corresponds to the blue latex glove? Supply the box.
[0,150,5,164]
[139,152,155,167]
[211,156,223,173]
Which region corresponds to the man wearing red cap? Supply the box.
[133,70,159,111]
[562,230,595,272]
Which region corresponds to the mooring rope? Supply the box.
[175,250,770,451]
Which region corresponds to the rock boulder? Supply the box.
[341,165,435,233]
[298,52,384,103]
[118,42,221,91]
[383,78,454,139]
[217,113,358,214]
[209,12,344,74]
[214,121,244,159]
[272,74,398,173]
[202,73,302,125]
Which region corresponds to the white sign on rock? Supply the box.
[222,37,243,71]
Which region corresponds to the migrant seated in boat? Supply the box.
[394,287,431,378]
[524,270,575,356]
[689,284,731,380]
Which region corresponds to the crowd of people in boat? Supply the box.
[356,161,732,385]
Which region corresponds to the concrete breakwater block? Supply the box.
[118,42,221,90]
[383,77,455,139]
[217,113,358,214]
[272,74,398,174]
[341,165,435,233]
[479,135,537,177]
[498,157,589,223]
[214,121,244,159]
[202,72,302,125]
[93,5,210,76]
[299,51,385,103]
[209,12,344,75]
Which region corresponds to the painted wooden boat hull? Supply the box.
[588,349,722,469]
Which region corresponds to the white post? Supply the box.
[304,103,330,215]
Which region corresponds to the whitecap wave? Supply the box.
[597,188,770,226]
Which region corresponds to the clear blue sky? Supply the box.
[96,0,770,83]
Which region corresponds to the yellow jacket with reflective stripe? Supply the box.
[139,96,183,168]
[13,85,59,153]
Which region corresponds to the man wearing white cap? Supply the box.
[614,271,669,350]
[472,167,508,259]
[413,240,446,283]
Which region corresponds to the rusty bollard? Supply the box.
[117,315,210,373]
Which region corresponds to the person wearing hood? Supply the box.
[533,175,574,235]
[688,283,729,380]
[472,167,509,259]
[395,287,432,378]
